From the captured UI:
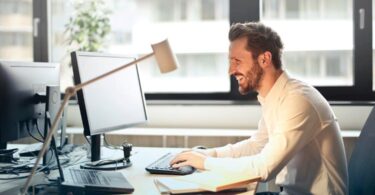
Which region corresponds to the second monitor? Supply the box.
[71,51,148,170]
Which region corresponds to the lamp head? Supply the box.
[151,39,179,73]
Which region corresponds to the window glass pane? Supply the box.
[51,0,230,93]
[261,0,353,86]
[0,0,33,61]
[285,0,300,19]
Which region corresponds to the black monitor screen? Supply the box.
[71,52,148,136]
[0,61,60,148]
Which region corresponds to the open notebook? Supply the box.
[154,170,260,194]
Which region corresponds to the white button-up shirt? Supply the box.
[204,72,348,195]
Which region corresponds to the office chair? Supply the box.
[348,106,375,195]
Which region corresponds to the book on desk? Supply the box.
[154,170,260,194]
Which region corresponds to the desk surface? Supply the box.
[2,146,240,195]
[123,147,184,195]
[67,127,361,138]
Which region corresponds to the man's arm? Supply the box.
[173,95,323,181]
[215,117,269,158]
[171,117,269,169]
[204,95,322,180]
[194,148,217,157]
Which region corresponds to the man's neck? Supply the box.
[257,69,284,98]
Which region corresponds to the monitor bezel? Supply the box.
[71,51,148,137]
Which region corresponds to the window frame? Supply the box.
[146,0,260,101]
[33,0,49,62]
[35,0,374,102]
[316,0,372,101]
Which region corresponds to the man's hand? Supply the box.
[170,151,207,170]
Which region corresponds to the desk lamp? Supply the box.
[21,39,179,195]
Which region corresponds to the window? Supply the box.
[50,0,230,97]
[261,0,353,86]
[16,0,372,102]
[242,0,373,102]
[0,0,33,61]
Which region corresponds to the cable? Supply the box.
[60,146,90,167]
[25,121,43,143]
[103,134,122,150]
[0,163,48,180]
[24,121,58,167]
[0,148,18,164]
[43,148,55,168]
[33,119,45,140]
[32,115,58,166]
[46,158,70,170]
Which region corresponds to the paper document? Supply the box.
[175,171,261,192]
[154,171,260,194]
[154,177,205,194]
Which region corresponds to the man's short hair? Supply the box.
[229,22,284,69]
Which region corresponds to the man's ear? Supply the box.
[258,51,272,68]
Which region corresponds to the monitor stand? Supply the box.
[80,134,132,170]
[43,86,61,167]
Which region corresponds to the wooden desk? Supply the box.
[0,146,257,195]
[124,147,183,195]
[115,147,257,194]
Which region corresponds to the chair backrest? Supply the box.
[348,106,375,195]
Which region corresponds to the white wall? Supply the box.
[67,104,372,131]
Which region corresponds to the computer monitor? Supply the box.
[71,52,148,169]
[0,61,61,151]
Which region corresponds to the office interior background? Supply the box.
[0,0,373,163]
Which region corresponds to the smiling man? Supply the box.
[171,22,348,195]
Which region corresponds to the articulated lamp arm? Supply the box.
[22,39,179,195]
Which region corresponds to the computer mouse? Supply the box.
[192,145,207,150]
[177,165,196,175]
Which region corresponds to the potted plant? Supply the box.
[61,0,112,89]
[65,0,111,52]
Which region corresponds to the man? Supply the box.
[171,22,348,195]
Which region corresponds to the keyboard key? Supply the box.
[69,169,109,185]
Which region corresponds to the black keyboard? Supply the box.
[70,169,110,185]
[145,153,195,175]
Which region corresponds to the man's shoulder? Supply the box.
[282,77,333,115]
[282,78,329,106]
[283,78,319,98]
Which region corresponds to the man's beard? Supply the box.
[238,61,264,95]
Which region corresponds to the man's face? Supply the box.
[228,37,264,94]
